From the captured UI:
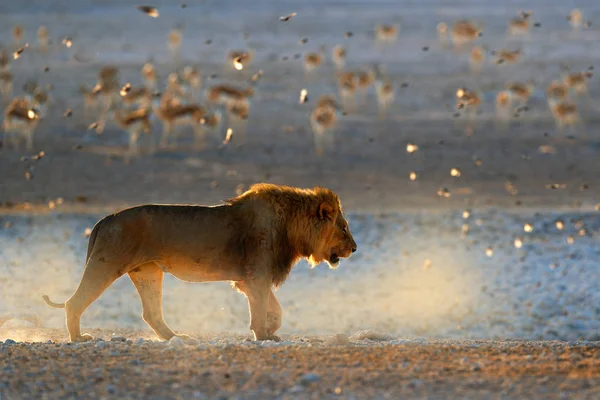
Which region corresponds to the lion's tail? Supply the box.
[42,295,65,309]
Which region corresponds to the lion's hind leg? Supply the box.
[64,259,125,342]
[128,263,181,342]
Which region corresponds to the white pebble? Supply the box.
[168,336,185,348]
[95,341,108,349]
[299,372,321,386]
[326,333,350,345]
[350,330,394,341]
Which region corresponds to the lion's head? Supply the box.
[228,183,357,273]
[307,188,357,269]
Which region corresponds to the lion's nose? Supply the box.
[351,247,357,253]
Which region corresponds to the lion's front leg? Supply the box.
[236,280,280,341]
[266,289,282,337]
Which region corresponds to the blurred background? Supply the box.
[1,0,600,342]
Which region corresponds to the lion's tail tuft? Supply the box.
[42,295,65,309]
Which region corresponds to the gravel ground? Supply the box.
[2,331,600,399]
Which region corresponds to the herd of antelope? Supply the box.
[0,7,595,161]
[445,9,593,136]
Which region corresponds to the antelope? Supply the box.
[374,66,395,119]
[22,79,39,102]
[158,91,181,109]
[113,107,152,162]
[310,95,342,155]
[303,51,323,75]
[493,49,522,65]
[357,67,376,98]
[227,99,250,120]
[12,25,24,48]
[506,81,534,108]
[0,49,10,71]
[153,95,211,148]
[80,84,100,120]
[332,45,347,71]
[437,22,449,47]
[563,70,593,96]
[181,66,202,100]
[141,62,158,92]
[456,87,482,120]
[32,88,50,117]
[206,83,254,108]
[546,80,570,105]
[508,11,531,36]
[93,82,120,125]
[37,26,49,55]
[95,65,121,118]
[548,99,582,137]
[375,24,399,43]
[199,109,222,146]
[3,97,40,150]
[200,112,221,129]
[98,65,120,87]
[336,71,358,113]
[119,84,153,110]
[168,28,182,63]
[164,72,186,102]
[495,90,513,130]
[567,9,583,30]
[451,20,482,49]
[0,70,13,101]
[469,46,486,74]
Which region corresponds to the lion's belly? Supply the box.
[156,252,245,283]
[160,264,244,282]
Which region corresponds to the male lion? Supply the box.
[43,183,357,342]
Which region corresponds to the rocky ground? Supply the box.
[2,331,600,399]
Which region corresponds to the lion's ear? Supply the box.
[318,202,335,221]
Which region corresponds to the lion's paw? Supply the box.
[255,334,281,342]
[176,334,199,345]
[73,333,94,343]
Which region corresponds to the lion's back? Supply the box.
[88,201,280,266]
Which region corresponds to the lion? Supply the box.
[42,183,357,343]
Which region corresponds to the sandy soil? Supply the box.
[2,331,600,399]
[2,0,600,398]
